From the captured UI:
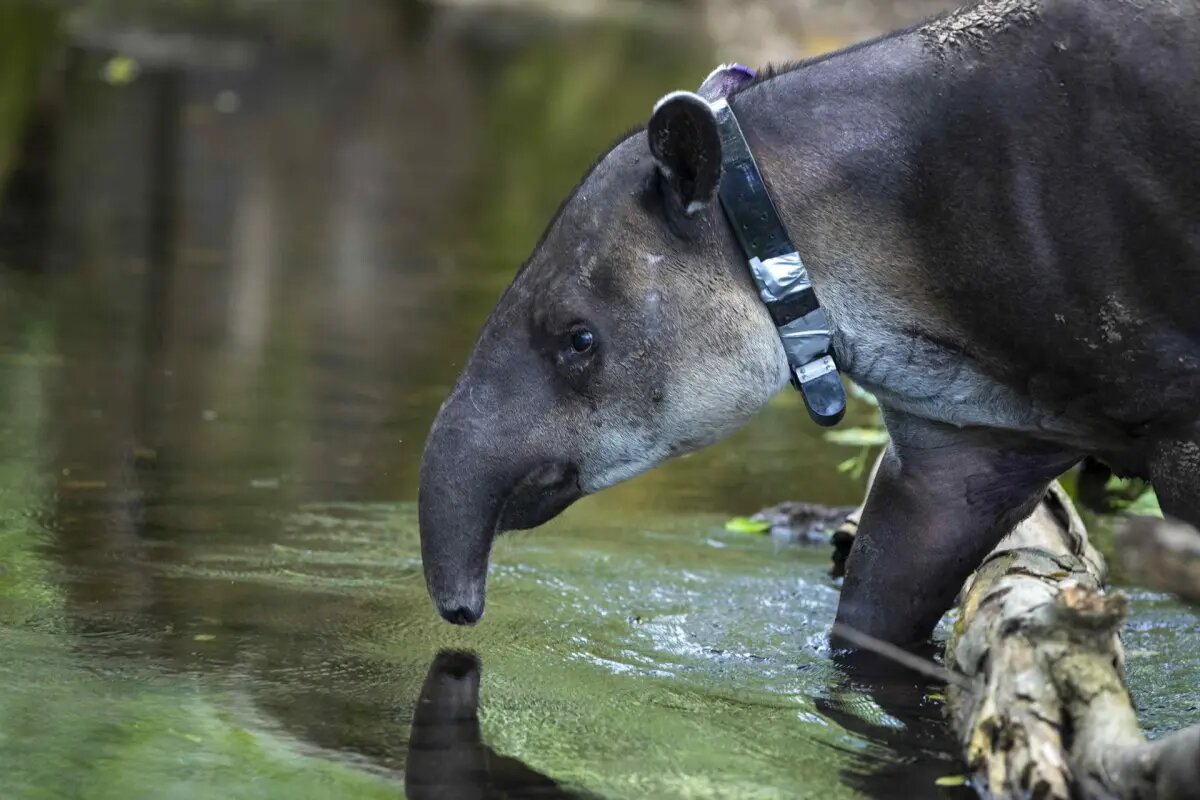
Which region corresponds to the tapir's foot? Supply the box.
[833,410,1080,648]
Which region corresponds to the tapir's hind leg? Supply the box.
[1148,425,1200,528]
[834,411,1080,647]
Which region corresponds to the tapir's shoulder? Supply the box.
[1037,0,1200,65]
[916,0,1200,66]
[1020,0,1198,35]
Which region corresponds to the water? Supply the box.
[0,2,1196,798]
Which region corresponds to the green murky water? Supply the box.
[0,2,1197,798]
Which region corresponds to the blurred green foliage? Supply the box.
[72,0,341,33]
[0,3,59,200]
[1105,475,1163,517]
[460,23,712,267]
[824,384,885,481]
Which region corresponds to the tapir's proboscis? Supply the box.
[419,0,1200,646]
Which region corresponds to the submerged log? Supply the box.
[1119,515,1200,606]
[807,461,1200,798]
[749,499,855,544]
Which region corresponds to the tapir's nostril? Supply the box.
[444,605,479,626]
[429,579,485,626]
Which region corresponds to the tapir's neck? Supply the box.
[725,27,940,394]
[715,6,1062,437]
[712,0,1194,442]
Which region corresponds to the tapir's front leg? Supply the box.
[835,411,1080,646]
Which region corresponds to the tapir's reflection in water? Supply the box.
[404,650,963,800]
[404,652,587,800]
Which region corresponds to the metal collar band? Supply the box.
[710,97,846,427]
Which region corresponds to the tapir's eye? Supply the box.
[570,328,594,353]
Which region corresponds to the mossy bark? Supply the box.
[942,485,1200,799]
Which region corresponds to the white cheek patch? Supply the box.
[577,300,790,496]
[579,426,670,494]
[664,383,768,451]
[579,376,783,495]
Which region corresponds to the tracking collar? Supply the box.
[709,97,846,427]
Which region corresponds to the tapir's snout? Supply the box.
[418,420,496,625]
[419,432,582,625]
[439,599,482,626]
[418,346,584,626]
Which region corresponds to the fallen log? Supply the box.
[943,484,1200,799]
[766,460,1200,798]
[1119,515,1200,607]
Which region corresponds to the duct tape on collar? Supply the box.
[710,97,846,427]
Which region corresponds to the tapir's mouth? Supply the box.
[496,461,582,532]
[428,461,582,627]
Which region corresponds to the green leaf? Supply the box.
[847,382,879,407]
[935,775,969,787]
[1102,474,1160,515]
[102,55,140,86]
[1125,488,1163,518]
[836,457,860,473]
[823,428,889,448]
[1104,474,1145,492]
[724,516,770,535]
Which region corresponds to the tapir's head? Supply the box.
[419,68,790,624]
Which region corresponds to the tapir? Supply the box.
[419,0,1200,646]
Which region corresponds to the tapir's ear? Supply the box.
[696,63,756,102]
[647,91,722,217]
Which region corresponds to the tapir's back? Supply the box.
[909,0,1200,434]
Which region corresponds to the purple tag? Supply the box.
[697,63,757,102]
